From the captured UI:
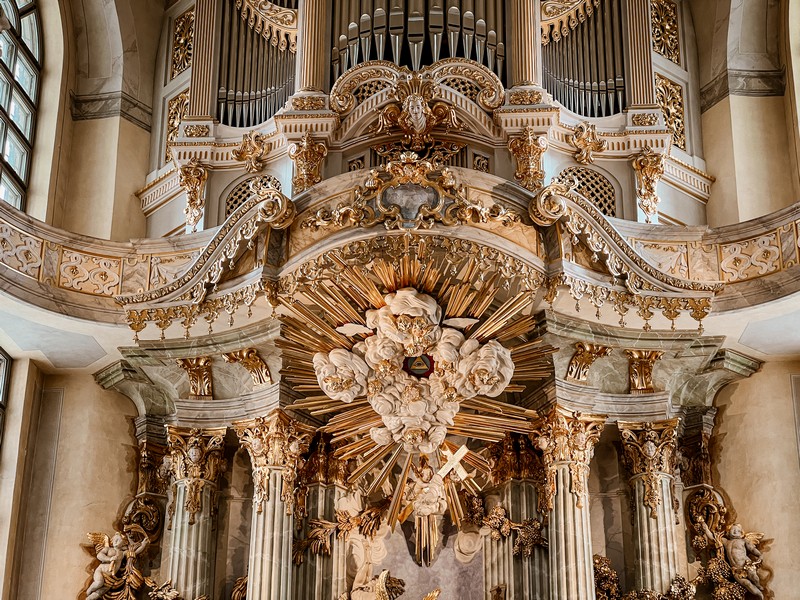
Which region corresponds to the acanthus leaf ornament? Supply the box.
[233,130,272,173]
[370,71,466,151]
[223,347,273,386]
[565,342,612,382]
[508,126,549,191]
[618,419,679,519]
[175,357,213,399]
[289,131,328,193]
[631,147,666,223]
[624,350,664,394]
[528,178,573,226]
[569,122,608,165]
[179,158,208,233]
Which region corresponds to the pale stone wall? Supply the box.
[713,360,800,598]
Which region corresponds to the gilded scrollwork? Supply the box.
[170,8,194,79]
[233,130,272,173]
[618,419,678,518]
[655,74,686,150]
[631,113,660,127]
[175,357,213,399]
[236,0,298,52]
[166,90,190,164]
[223,348,272,386]
[233,411,314,516]
[528,178,572,226]
[508,125,549,191]
[165,426,226,526]
[565,342,612,382]
[509,90,543,105]
[183,124,209,137]
[631,147,666,223]
[623,350,664,394]
[289,131,328,193]
[291,96,326,110]
[179,158,208,233]
[569,122,608,165]
[651,0,680,64]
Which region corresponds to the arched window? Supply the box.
[0,0,41,210]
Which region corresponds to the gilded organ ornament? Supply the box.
[370,72,465,151]
[651,0,681,64]
[655,74,686,150]
[178,158,208,233]
[233,130,272,173]
[288,131,328,193]
[570,122,608,164]
[618,419,678,518]
[175,356,213,399]
[631,147,666,223]
[565,342,612,382]
[170,8,194,79]
[508,126,549,191]
[165,90,190,164]
[237,0,298,52]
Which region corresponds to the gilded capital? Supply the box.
[624,349,664,394]
[289,131,328,193]
[530,407,605,511]
[233,410,314,515]
[223,348,273,387]
[619,419,678,518]
[165,426,227,525]
[176,357,213,399]
[508,125,548,191]
[565,342,612,383]
[178,158,208,233]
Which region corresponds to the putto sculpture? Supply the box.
[85,527,149,600]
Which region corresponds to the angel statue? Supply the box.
[85,525,149,600]
[697,517,766,598]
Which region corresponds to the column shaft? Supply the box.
[623,0,656,106]
[508,0,542,87]
[296,0,327,91]
[188,0,220,117]
[631,476,679,591]
[168,483,217,598]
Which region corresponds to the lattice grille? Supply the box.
[353,80,391,105]
[555,167,616,217]
[225,176,282,217]
[441,77,481,102]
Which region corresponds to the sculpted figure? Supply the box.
[698,517,765,598]
[85,530,149,600]
[408,455,447,517]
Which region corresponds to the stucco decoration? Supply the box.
[313,288,514,454]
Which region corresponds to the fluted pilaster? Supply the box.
[188,0,220,118]
[531,407,605,600]
[508,0,543,87]
[234,410,314,600]
[296,0,327,92]
[165,425,227,599]
[623,0,657,107]
[619,419,680,593]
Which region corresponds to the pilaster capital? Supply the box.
[618,418,679,518]
[233,409,315,515]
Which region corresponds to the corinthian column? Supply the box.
[618,419,680,593]
[508,0,543,88]
[234,410,314,600]
[296,0,327,92]
[165,426,227,599]
[530,407,605,600]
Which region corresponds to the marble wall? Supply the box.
[713,360,800,599]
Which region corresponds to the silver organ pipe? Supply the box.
[332,0,506,82]
[216,0,298,128]
[541,0,626,117]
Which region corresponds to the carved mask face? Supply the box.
[405,95,427,133]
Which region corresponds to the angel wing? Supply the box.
[376,570,406,600]
[86,532,110,555]
[422,590,441,600]
[744,531,765,547]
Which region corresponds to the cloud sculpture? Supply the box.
[313,288,515,453]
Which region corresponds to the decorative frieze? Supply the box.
[291,96,326,110]
[223,348,273,387]
[233,410,315,515]
[175,356,213,399]
[289,131,328,193]
[529,407,605,511]
[508,125,549,191]
[165,426,226,525]
[619,419,678,518]
[565,342,612,382]
[569,122,608,165]
[509,90,543,105]
[632,147,666,223]
[624,350,664,394]
[178,158,208,233]
[632,112,660,126]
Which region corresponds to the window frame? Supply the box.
[0,346,11,449]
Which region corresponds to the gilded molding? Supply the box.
[509,90,543,105]
[223,347,273,386]
[508,125,549,191]
[165,89,190,163]
[618,419,678,518]
[165,426,227,525]
[183,124,209,137]
[631,147,666,223]
[235,0,298,52]
[529,407,605,511]
[565,342,612,382]
[233,411,314,515]
[569,122,608,164]
[289,131,328,193]
[631,113,659,127]
[178,158,208,233]
[291,95,326,110]
[624,350,664,394]
[176,356,213,399]
[170,8,194,79]
[541,0,600,43]
[232,130,272,173]
[651,0,680,64]
[655,74,686,150]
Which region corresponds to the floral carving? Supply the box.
[655,74,686,150]
[632,113,659,127]
[509,90,543,105]
[179,158,208,233]
[291,95,325,110]
[618,419,678,518]
[233,130,272,173]
[183,124,209,137]
[565,342,612,382]
[170,8,194,79]
[176,357,213,399]
[223,348,272,386]
[651,0,680,64]
[631,147,666,223]
[289,131,328,193]
[569,122,608,164]
[165,90,190,164]
[508,126,549,191]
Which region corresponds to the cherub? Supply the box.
[85,529,149,600]
[698,517,765,598]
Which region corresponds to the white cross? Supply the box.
[437,445,470,480]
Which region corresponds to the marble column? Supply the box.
[187,0,221,118]
[234,410,314,600]
[165,425,227,599]
[618,419,680,593]
[508,0,543,88]
[296,0,327,92]
[623,0,657,108]
[530,407,605,600]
